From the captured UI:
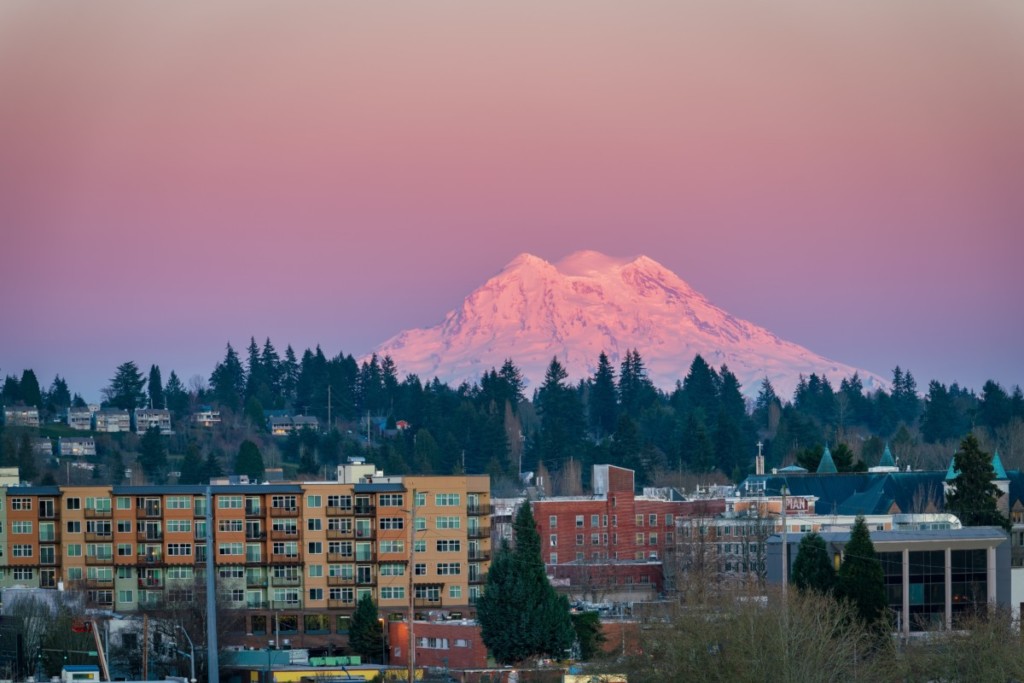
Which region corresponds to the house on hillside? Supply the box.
[2,405,39,428]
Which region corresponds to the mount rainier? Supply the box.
[372,251,886,399]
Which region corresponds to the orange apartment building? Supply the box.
[0,462,490,651]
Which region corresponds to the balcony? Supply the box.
[326,528,353,540]
[247,599,268,609]
[328,599,353,609]
[354,528,375,540]
[355,576,377,586]
[414,597,442,608]
[353,505,375,517]
[468,526,491,539]
[138,504,162,518]
[468,551,490,562]
[269,552,303,564]
[469,574,485,585]
[327,553,352,563]
[245,555,264,566]
[39,532,61,544]
[137,554,164,566]
[269,506,299,518]
[245,504,263,517]
[193,506,207,519]
[137,531,163,542]
[246,531,267,541]
[327,575,354,586]
[84,578,114,589]
[138,577,164,589]
[270,574,301,587]
[84,508,112,519]
[467,504,492,516]
[85,555,114,566]
[39,509,61,521]
[246,574,267,588]
[270,529,300,541]
[84,532,112,543]
[326,506,351,517]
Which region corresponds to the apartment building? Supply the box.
[0,463,491,651]
[2,405,39,428]
[94,409,130,433]
[67,407,95,431]
[133,408,172,435]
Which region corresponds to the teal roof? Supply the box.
[879,443,896,468]
[993,450,1008,479]
[744,470,947,516]
[817,445,838,474]
[779,465,808,473]
[946,455,959,481]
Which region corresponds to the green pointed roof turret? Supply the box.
[992,450,1008,480]
[817,444,838,474]
[945,453,959,481]
[879,443,896,468]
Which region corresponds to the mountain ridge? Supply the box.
[372,251,886,398]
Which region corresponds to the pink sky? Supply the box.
[1,1,1022,401]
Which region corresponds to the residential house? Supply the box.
[58,437,97,458]
[67,407,95,431]
[191,407,221,427]
[2,405,39,428]
[134,408,172,435]
[94,409,130,433]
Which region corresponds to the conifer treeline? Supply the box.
[2,339,1023,487]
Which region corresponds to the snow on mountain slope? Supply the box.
[372,251,886,399]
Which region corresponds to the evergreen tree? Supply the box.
[349,594,385,663]
[978,380,1012,434]
[680,410,714,471]
[498,359,526,407]
[681,355,720,421]
[920,381,963,444]
[570,611,606,661]
[753,377,780,432]
[891,366,920,425]
[281,345,300,404]
[147,365,164,409]
[235,440,266,482]
[46,376,72,414]
[210,343,246,412]
[260,338,282,404]
[178,441,205,485]
[791,532,836,595]
[589,352,618,438]
[17,431,38,481]
[164,371,189,418]
[610,414,644,483]
[203,450,224,481]
[947,433,1011,531]
[618,349,656,418]
[837,516,888,628]
[536,358,584,469]
[477,503,575,664]
[104,362,146,410]
[18,369,42,408]
[137,425,169,484]
[1,375,19,405]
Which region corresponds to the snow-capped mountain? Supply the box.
[372,251,886,399]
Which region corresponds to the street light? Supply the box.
[378,617,386,666]
[176,625,197,683]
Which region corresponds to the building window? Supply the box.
[13,545,32,557]
[591,514,599,527]
[415,492,426,507]
[435,493,460,507]
[218,496,242,509]
[415,563,427,576]
[168,544,192,556]
[575,515,584,528]
[380,563,405,576]
[308,542,323,555]
[649,514,657,527]
[380,540,405,554]
[549,535,558,547]
[11,498,32,511]
[381,586,405,600]
[576,534,584,546]
[11,521,32,534]
[167,496,191,509]
[665,514,674,527]
[549,515,557,528]
[436,539,461,553]
[306,494,322,508]
[116,497,131,510]
[307,518,322,531]
[649,533,658,545]
[449,585,462,599]
[218,543,243,556]
[308,588,324,601]
[380,517,405,530]
[436,562,461,575]
[550,553,558,564]
[591,533,600,545]
[636,514,644,527]
[379,494,404,507]
[66,497,81,510]
[414,540,426,553]
[66,520,81,534]
[636,533,645,546]
[167,520,192,533]
[219,519,243,533]
[13,568,33,581]
[436,516,460,529]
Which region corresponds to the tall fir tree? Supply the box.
[137,425,168,484]
[147,365,164,409]
[536,357,584,470]
[791,532,837,595]
[589,352,618,439]
[837,515,888,628]
[210,343,246,412]
[349,594,385,663]
[235,440,266,482]
[104,362,146,410]
[477,502,574,664]
[164,371,189,417]
[947,433,1011,531]
[18,369,42,408]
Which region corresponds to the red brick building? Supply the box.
[388,619,489,670]
[532,464,724,598]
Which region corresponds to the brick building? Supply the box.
[387,619,489,669]
[532,464,724,600]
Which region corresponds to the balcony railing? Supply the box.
[39,509,61,520]
[414,597,442,608]
[269,552,303,564]
[270,575,302,587]
[270,529,300,541]
[245,555,264,566]
[245,504,263,517]
[469,574,485,585]
[468,551,490,562]
[468,526,491,539]
[467,504,492,516]
[84,578,114,589]
[327,553,352,563]
[85,555,114,566]
[354,529,375,540]
[137,554,164,566]
[328,599,353,609]
[326,506,351,517]
[246,531,267,541]
[137,531,163,542]
[84,508,112,519]
[138,505,162,518]
[355,576,376,586]
[327,528,353,539]
[353,505,375,517]
[327,575,354,586]
[138,577,164,589]
[269,507,299,517]
[84,532,112,542]
[246,575,267,588]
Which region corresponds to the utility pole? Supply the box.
[206,486,220,682]
[781,484,789,600]
[408,489,418,683]
[327,385,332,432]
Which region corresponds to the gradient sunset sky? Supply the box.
[1,1,1022,401]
